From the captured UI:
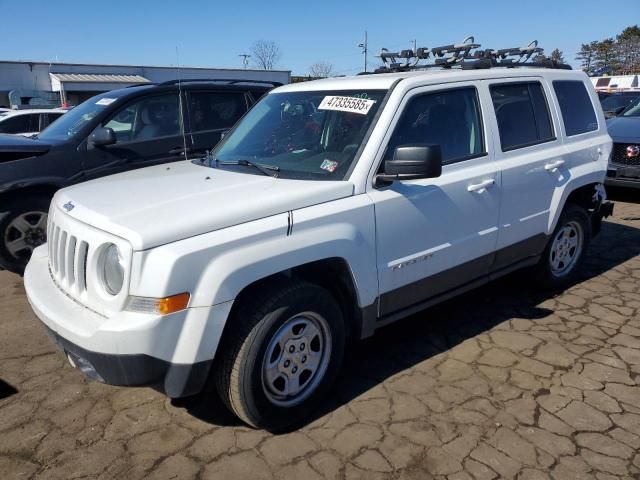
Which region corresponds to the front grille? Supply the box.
[48,218,89,294]
[611,143,640,166]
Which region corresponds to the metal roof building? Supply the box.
[0,60,290,108]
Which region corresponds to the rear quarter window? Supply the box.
[553,80,598,136]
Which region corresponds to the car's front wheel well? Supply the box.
[0,185,59,206]
[220,258,361,351]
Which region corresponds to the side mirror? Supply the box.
[376,144,442,186]
[89,127,116,147]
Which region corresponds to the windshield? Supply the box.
[600,93,639,112]
[38,91,126,142]
[211,89,387,180]
[620,97,640,117]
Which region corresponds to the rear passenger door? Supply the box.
[487,79,565,270]
[186,91,248,156]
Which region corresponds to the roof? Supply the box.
[0,108,66,117]
[49,73,150,84]
[274,67,587,93]
[0,59,291,74]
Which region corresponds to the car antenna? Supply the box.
[176,46,189,161]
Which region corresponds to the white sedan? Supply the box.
[0,108,67,136]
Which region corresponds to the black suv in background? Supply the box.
[0,79,278,273]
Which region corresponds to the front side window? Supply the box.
[386,87,485,164]
[187,92,246,133]
[553,81,598,136]
[490,82,555,151]
[0,114,30,134]
[212,89,387,180]
[104,93,182,142]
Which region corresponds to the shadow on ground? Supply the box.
[607,186,640,205]
[0,379,18,400]
[175,219,640,431]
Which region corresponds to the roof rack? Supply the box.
[373,37,571,74]
[157,78,282,87]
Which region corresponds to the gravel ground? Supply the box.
[1,190,639,480]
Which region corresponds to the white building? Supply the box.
[0,60,290,108]
[590,74,639,92]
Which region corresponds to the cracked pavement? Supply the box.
[1,191,640,480]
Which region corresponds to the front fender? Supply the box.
[130,194,378,309]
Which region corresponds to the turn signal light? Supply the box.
[126,293,190,315]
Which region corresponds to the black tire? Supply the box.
[532,203,591,288]
[215,279,345,431]
[0,195,51,274]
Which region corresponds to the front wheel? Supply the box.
[215,280,345,431]
[532,204,591,288]
[0,195,51,274]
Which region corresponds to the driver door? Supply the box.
[367,83,501,316]
[81,92,190,180]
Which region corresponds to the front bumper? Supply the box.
[606,164,640,189]
[24,246,233,397]
[42,323,212,397]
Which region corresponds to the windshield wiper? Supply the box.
[216,159,280,178]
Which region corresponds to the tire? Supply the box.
[0,195,51,274]
[215,279,345,431]
[532,203,591,288]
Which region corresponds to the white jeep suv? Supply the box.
[24,55,613,430]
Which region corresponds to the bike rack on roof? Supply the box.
[373,37,571,74]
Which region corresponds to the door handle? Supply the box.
[467,178,495,193]
[544,159,565,172]
[169,146,192,156]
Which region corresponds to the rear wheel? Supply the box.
[533,204,591,288]
[0,195,51,274]
[215,279,345,431]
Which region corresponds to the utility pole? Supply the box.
[412,39,417,54]
[239,53,251,69]
[358,31,368,73]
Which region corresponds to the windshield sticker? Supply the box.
[96,98,116,106]
[320,159,339,173]
[318,96,376,115]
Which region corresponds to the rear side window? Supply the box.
[386,87,485,164]
[490,82,555,151]
[553,81,598,136]
[187,92,246,133]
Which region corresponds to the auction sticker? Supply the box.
[96,98,116,106]
[318,96,376,115]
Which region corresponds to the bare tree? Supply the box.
[309,62,335,78]
[250,40,282,70]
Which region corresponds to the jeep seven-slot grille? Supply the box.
[612,143,640,166]
[48,218,89,293]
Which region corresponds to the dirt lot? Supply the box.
[1,191,640,480]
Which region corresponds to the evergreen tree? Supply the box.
[575,41,599,75]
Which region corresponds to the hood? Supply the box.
[0,134,51,162]
[606,116,640,144]
[55,161,354,250]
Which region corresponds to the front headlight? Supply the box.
[101,243,124,295]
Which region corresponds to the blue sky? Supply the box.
[2,0,636,75]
